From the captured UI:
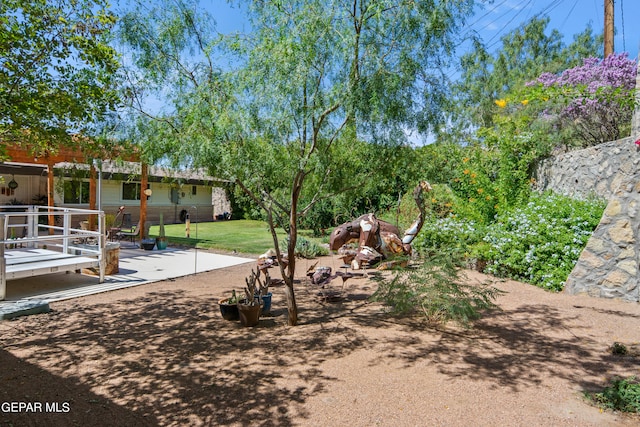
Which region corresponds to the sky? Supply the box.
[467,0,639,59]
[205,0,640,60]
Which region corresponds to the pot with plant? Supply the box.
[218,289,240,321]
[237,268,264,326]
[256,268,273,315]
[156,213,168,250]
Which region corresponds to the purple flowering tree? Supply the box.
[525,53,637,146]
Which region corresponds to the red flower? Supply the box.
[635,138,640,147]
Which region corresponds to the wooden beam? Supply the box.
[4,142,140,164]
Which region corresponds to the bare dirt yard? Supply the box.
[1,253,639,426]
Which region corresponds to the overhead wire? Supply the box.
[558,0,579,34]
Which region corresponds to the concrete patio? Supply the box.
[0,245,254,319]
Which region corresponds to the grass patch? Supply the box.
[148,219,326,255]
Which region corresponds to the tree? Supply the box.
[0,0,120,158]
[119,0,477,325]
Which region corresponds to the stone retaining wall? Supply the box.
[534,136,640,302]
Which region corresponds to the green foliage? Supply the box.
[478,111,554,208]
[414,142,465,185]
[453,16,600,132]
[588,376,640,413]
[520,53,637,147]
[282,236,328,259]
[298,199,335,236]
[371,251,503,327]
[481,192,605,291]
[394,183,455,228]
[0,0,120,153]
[449,150,500,223]
[413,214,485,258]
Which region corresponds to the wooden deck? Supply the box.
[4,248,101,280]
[1,206,106,301]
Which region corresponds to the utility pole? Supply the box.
[604,0,614,58]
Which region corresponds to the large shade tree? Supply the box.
[119,0,477,325]
[0,0,120,158]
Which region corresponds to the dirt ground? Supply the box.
[1,253,639,426]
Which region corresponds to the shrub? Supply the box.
[481,192,605,291]
[413,215,486,258]
[371,250,503,327]
[393,183,458,229]
[587,376,640,413]
[525,53,637,146]
[282,236,328,258]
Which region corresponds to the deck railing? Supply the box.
[0,206,106,300]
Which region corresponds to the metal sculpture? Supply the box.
[329,181,432,269]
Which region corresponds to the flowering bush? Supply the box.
[480,192,605,291]
[414,191,604,292]
[524,53,637,146]
[413,215,484,257]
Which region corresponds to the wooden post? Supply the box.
[140,163,148,239]
[47,157,55,235]
[604,0,614,58]
[89,163,97,230]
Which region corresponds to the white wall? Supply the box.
[0,175,46,205]
[54,177,215,222]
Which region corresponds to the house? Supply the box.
[0,160,232,227]
[55,161,231,224]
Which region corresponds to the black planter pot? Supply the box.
[218,298,239,321]
[141,239,156,250]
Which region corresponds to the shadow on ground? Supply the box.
[1,273,638,426]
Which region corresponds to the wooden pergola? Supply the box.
[4,143,151,238]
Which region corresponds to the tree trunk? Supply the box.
[284,281,298,326]
[283,171,304,326]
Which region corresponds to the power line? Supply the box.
[558,0,580,33]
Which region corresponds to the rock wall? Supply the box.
[534,136,640,302]
[534,136,639,199]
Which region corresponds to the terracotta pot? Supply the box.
[238,300,261,327]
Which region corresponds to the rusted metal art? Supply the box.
[329,181,432,269]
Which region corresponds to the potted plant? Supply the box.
[156,213,168,250]
[218,289,240,321]
[256,268,273,315]
[237,268,263,326]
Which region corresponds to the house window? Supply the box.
[63,180,90,204]
[122,182,141,200]
[192,185,197,195]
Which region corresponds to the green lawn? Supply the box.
[148,219,290,254]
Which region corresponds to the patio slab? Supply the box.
[0,247,255,318]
